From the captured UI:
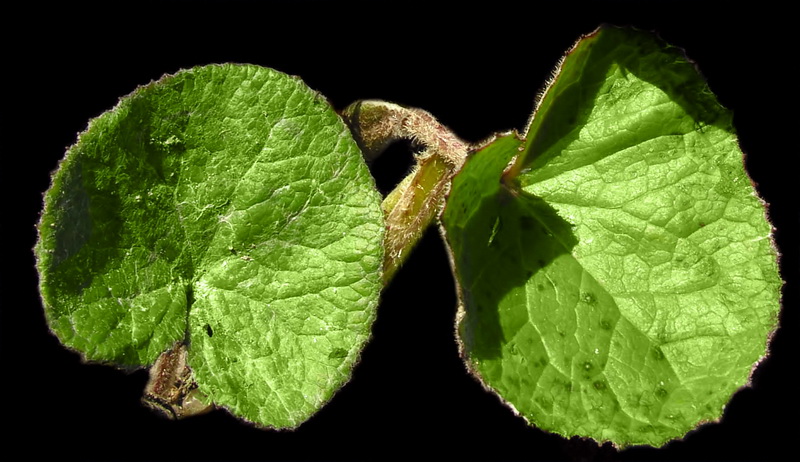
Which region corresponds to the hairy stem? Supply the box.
[342,100,470,284]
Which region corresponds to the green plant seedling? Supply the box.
[35,26,781,448]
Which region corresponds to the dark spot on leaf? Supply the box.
[599,319,613,330]
[580,291,597,305]
[537,283,545,291]
[652,347,665,360]
[694,120,708,133]
[508,343,519,355]
[328,348,348,359]
[205,324,213,337]
[656,388,668,398]
[583,361,593,372]
[593,380,606,391]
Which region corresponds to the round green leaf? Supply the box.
[36,64,385,428]
[442,27,780,447]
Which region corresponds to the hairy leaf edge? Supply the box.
[34,63,386,430]
[437,26,784,449]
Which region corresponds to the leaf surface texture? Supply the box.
[36,64,384,428]
[442,27,780,446]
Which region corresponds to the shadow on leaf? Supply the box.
[457,187,577,360]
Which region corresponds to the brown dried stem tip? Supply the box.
[143,343,213,419]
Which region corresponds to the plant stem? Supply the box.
[342,100,470,284]
[143,342,212,419]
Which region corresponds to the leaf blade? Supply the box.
[36,64,385,428]
[443,27,781,447]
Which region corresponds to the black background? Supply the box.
[4,1,797,461]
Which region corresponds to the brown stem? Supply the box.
[342,100,470,284]
[143,342,212,419]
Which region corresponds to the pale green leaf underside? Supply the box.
[36,64,384,428]
[443,27,780,447]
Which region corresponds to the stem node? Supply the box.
[342,100,470,284]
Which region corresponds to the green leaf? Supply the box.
[35,64,385,428]
[442,27,780,447]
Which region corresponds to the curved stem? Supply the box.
[342,100,470,284]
